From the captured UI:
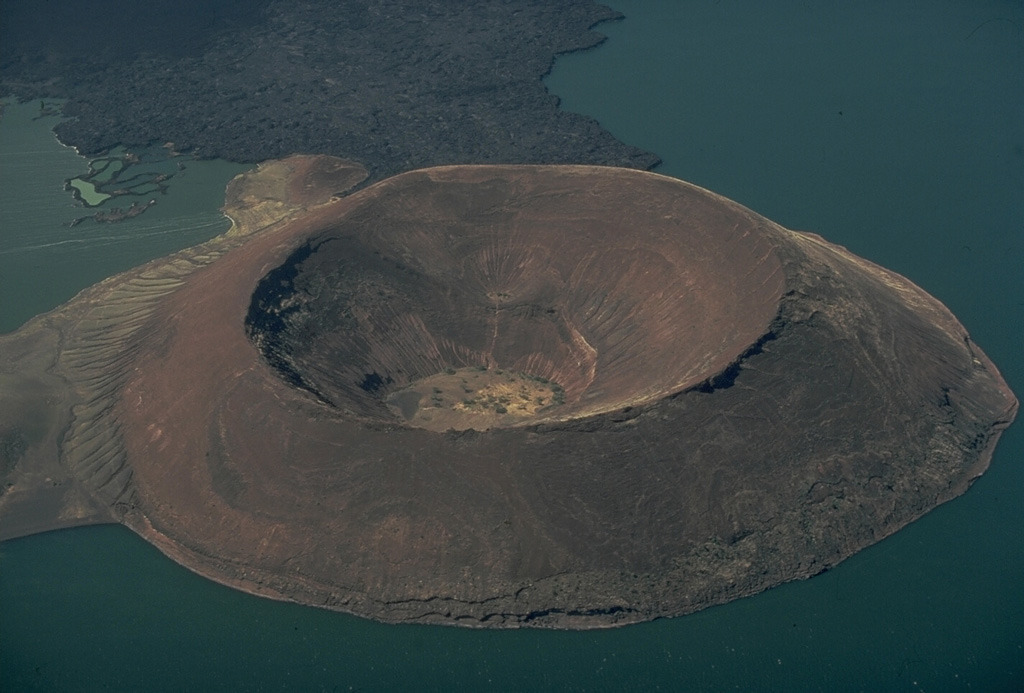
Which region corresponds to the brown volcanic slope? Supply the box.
[0,156,1016,628]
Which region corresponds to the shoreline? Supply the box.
[1,2,658,178]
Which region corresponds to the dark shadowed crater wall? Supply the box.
[243,168,783,426]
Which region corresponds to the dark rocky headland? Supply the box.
[0,0,658,178]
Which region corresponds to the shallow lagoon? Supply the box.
[0,100,249,333]
[2,1,1022,689]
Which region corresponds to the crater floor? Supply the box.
[385,367,566,432]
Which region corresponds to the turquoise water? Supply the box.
[0,100,249,333]
[2,2,1023,690]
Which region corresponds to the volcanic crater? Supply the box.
[244,169,783,432]
[0,156,1016,629]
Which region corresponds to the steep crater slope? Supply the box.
[245,168,783,429]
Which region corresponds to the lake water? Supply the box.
[2,2,1022,690]
[0,99,250,334]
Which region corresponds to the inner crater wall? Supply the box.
[246,167,786,424]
